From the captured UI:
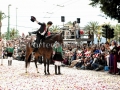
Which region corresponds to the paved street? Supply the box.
[0,59,120,90]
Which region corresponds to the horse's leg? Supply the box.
[47,59,50,75]
[25,53,31,73]
[34,57,39,73]
[43,58,47,75]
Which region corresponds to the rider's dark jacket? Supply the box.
[32,22,46,35]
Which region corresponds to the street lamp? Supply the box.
[0,13,5,38]
[16,8,17,31]
[8,4,11,40]
[15,8,18,38]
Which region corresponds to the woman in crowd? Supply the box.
[109,41,119,74]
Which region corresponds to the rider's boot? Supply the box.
[33,43,39,52]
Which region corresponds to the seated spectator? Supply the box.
[91,54,106,71]
[13,45,19,59]
[20,50,25,61]
[80,58,88,70]
[69,56,81,68]
[75,57,85,69]
[92,46,100,54]
[85,57,94,70]
[71,50,77,61]
[62,57,69,66]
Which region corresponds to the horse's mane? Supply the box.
[44,32,63,43]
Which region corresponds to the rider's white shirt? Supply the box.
[40,26,48,35]
[41,30,46,35]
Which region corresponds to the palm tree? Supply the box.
[4,28,19,39]
[84,21,99,44]
[113,24,120,42]
[0,11,6,38]
[50,25,60,33]
[84,21,99,35]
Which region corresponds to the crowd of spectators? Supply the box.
[62,42,120,75]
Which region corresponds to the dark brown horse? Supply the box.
[25,32,63,75]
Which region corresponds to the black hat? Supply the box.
[47,21,53,25]
[30,16,36,22]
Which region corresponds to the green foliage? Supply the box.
[89,0,120,21]
[3,28,19,40]
[84,21,99,34]
[50,25,60,33]
[0,11,6,21]
[113,24,120,41]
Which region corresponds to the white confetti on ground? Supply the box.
[0,59,120,90]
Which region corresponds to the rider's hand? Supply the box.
[30,16,36,22]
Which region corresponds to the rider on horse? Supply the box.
[28,16,53,50]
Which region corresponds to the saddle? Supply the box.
[44,35,53,40]
[31,35,52,47]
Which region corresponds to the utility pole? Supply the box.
[16,8,18,38]
[8,4,11,40]
[16,8,17,31]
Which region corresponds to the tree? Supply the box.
[0,11,6,38]
[4,28,19,39]
[84,21,99,35]
[113,24,120,41]
[89,0,120,22]
[50,25,60,33]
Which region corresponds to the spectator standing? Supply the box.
[53,41,64,75]
[0,38,3,65]
[74,21,80,39]
[6,42,14,66]
[109,41,119,74]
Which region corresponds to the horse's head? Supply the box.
[51,31,64,45]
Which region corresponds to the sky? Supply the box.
[0,0,118,36]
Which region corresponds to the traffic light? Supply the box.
[107,28,111,39]
[61,16,65,22]
[110,29,114,38]
[77,18,80,23]
[102,25,108,38]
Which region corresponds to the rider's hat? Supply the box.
[30,16,36,22]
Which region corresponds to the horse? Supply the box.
[25,32,63,75]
